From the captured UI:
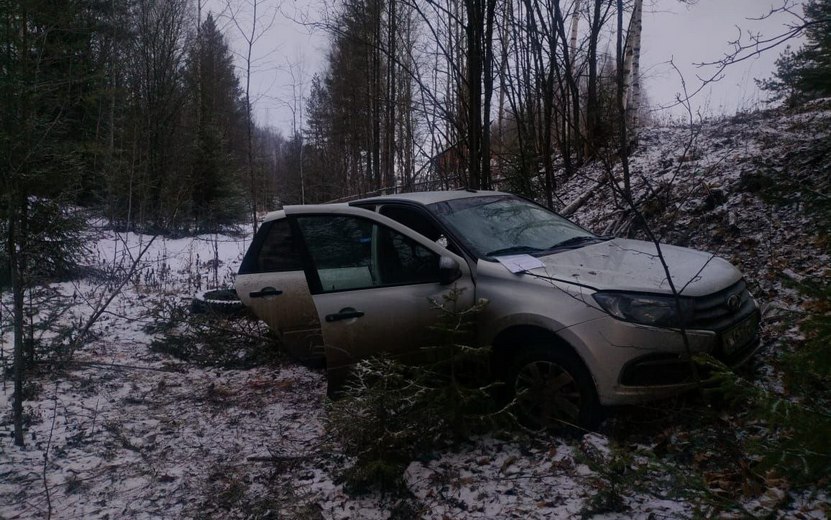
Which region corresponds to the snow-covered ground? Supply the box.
[0,228,695,519]
[2,103,831,518]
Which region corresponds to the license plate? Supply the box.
[722,313,759,355]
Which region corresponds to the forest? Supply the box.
[1,0,686,237]
[2,0,831,517]
[1,0,824,227]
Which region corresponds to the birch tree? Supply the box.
[622,0,642,141]
[616,0,632,199]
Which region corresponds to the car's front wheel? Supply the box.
[509,345,601,431]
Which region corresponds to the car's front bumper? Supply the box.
[563,310,761,407]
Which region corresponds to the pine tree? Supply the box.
[760,0,831,105]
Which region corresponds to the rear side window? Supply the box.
[239,219,304,274]
[297,216,374,291]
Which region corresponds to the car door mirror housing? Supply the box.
[438,256,462,285]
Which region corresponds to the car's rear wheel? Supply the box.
[509,345,601,431]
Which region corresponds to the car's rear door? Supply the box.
[285,206,475,392]
[235,213,324,364]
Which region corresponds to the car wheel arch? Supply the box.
[490,325,594,385]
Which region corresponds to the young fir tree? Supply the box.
[1,0,93,446]
[326,289,508,492]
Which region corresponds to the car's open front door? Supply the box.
[284,206,475,393]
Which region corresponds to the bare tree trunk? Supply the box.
[585,0,605,157]
[227,0,276,229]
[371,0,382,191]
[244,1,258,232]
[384,0,398,190]
[495,0,511,185]
[400,12,415,191]
[569,0,583,154]
[106,0,118,227]
[8,197,25,447]
[196,0,203,130]
[465,0,483,190]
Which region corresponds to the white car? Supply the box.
[236,191,760,427]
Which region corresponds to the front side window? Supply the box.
[297,215,440,292]
[430,195,601,258]
[379,205,442,241]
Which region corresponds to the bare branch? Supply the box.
[67,236,159,358]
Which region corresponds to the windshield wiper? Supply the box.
[548,235,611,250]
[487,236,611,257]
[486,245,545,257]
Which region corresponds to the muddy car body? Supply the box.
[236,190,760,426]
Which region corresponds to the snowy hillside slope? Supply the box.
[563,100,831,307]
[2,103,830,518]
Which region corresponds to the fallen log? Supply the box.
[560,179,607,217]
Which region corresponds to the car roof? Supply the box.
[260,190,514,223]
[350,189,512,207]
[261,209,287,223]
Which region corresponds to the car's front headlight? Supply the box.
[592,292,695,328]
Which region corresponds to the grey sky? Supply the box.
[641,0,806,120]
[206,0,327,134]
[213,0,806,133]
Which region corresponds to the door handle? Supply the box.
[250,287,283,298]
[325,308,365,322]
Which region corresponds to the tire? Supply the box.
[509,344,602,431]
[190,288,247,317]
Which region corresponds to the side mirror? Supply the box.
[438,256,462,285]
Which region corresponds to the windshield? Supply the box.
[429,195,602,258]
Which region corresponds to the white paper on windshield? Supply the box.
[495,254,545,274]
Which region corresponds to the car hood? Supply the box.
[532,238,742,297]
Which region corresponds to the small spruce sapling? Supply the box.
[327,287,510,493]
